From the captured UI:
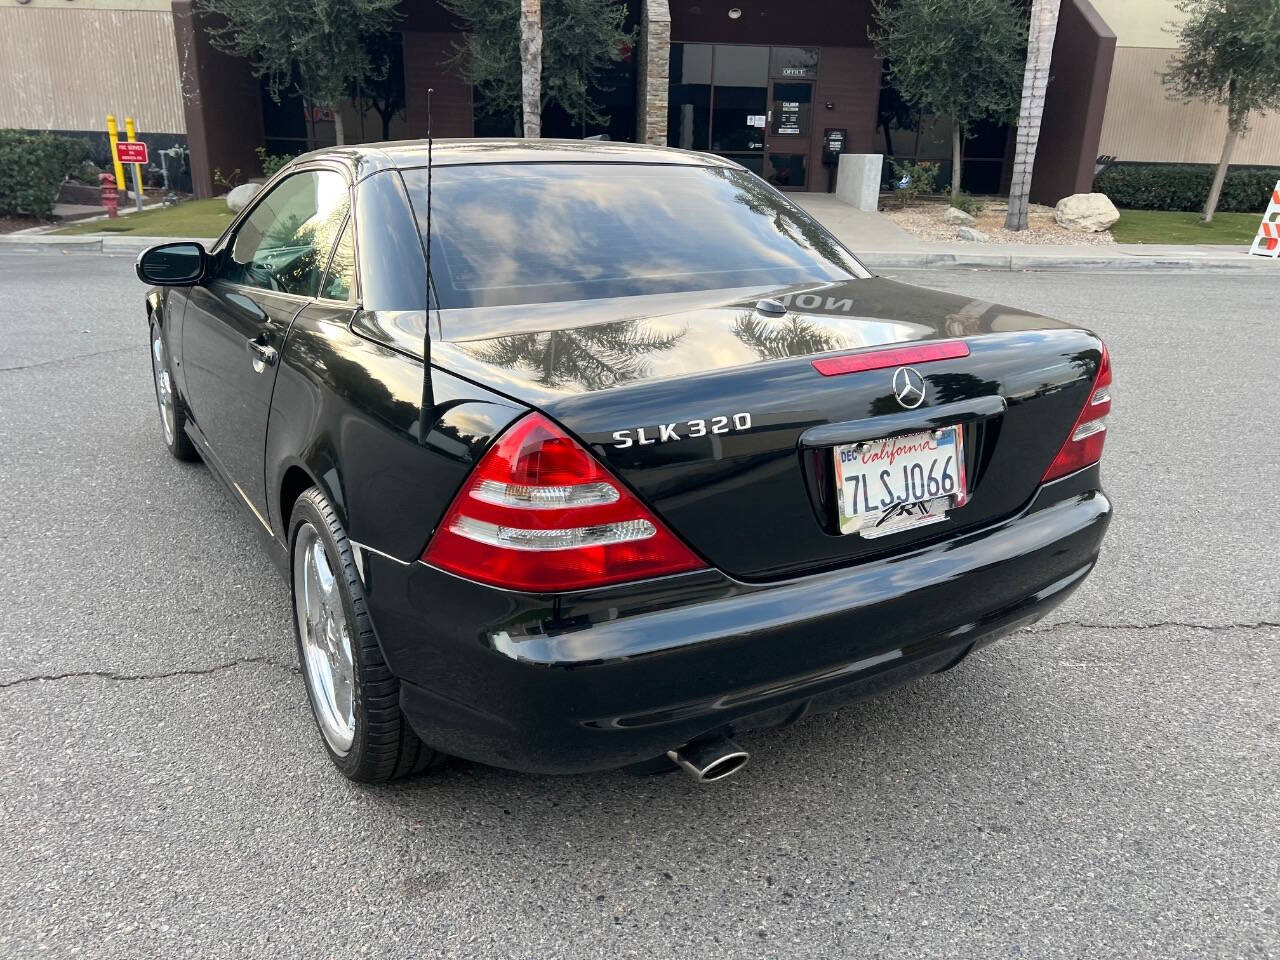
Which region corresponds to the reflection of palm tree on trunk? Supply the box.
[467,321,686,390]
[731,310,845,361]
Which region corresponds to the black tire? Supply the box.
[288,486,445,783]
[148,320,199,462]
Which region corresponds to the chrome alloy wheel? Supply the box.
[293,523,356,755]
[150,330,176,446]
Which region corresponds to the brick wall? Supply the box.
[172,0,265,199]
[1030,0,1116,203]
[811,46,882,161]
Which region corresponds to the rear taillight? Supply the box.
[1041,343,1112,483]
[422,413,705,592]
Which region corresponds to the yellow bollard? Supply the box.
[124,115,143,212]
[106,114,126,196]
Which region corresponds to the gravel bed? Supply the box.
[884,199,1116,245]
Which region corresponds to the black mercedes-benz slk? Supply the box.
[138,140,1112,784]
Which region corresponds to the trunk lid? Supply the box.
[424,277,1105,581]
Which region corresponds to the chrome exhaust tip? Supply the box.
[667,736,749,783]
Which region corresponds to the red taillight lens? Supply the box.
[1041,343,1112,483]
[422,413,706,592]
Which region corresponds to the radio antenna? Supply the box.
[417,87,436,447]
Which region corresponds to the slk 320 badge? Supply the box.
[612,412,753,448]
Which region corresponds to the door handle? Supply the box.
[246,336,278,371]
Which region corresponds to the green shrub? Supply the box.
[255,146,294,178]
[951,191,987,216]
[213,167,243,191]
[886,159,940,206]
[0,130,89,219]
[1094,163,1280,214]
[68,160,102,185]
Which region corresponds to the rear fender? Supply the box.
[265,309,527,563]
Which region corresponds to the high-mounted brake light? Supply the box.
[422,413,706,592]
[812,340,970,377]
[1041,343,1112,483]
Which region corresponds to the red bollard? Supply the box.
[99,172,119,218]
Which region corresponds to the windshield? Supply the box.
[399,162,866,310]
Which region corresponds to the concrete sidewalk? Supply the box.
[791,194,922,251]
[791,193,1273,272]
[2,195,1276,272]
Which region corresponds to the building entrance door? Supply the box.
[765,80,814,191]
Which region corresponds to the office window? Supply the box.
[710,45,768,154]
[668,43,712,151]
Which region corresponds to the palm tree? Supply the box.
[520,0,542,137]
[1005,0,1062,232]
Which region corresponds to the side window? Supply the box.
[220,170,349,297]
[320,218,356,301]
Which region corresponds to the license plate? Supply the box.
[833,426,967,538]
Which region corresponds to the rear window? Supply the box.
[399,162,865,309]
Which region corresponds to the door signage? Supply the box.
[822,128,847,165]
[776,102,801,135]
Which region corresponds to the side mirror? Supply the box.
[136,241,208,286]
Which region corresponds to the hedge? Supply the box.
[0,130,90,220]
[1093,163,1280,214]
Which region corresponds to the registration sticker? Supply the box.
[833,426,967,538]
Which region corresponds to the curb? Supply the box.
[0,235,105,254]
[0,234,217,256]
[860,250,1272,272]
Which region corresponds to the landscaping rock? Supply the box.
[944,206,976,226]
[56,181,103,206]
[1054,193,1120,232]
[956,226,989,242]
[226,182,261,213]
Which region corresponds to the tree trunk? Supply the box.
[1203,123,1239,224]
[1005,0,1062,232]
[520,0,542,138]
[332,106,345,147]
[951,123,963,201]
[302,101,316,152]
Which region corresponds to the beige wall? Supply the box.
[1090,0,1280,165]
[1088,0,1182,48]
[0,2,185,134]
[0,0,173,9]
[1099,46,1280,165]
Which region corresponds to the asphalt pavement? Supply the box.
[1,253,1277,959]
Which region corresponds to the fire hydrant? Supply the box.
[99,172,119,218]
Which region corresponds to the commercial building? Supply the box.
[1089,0,1280,166]
[1,0,1277,202]
[0,0,189,185]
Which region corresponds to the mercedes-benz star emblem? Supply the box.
[892,366,927,409]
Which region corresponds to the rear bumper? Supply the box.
[361,469,1110,774]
